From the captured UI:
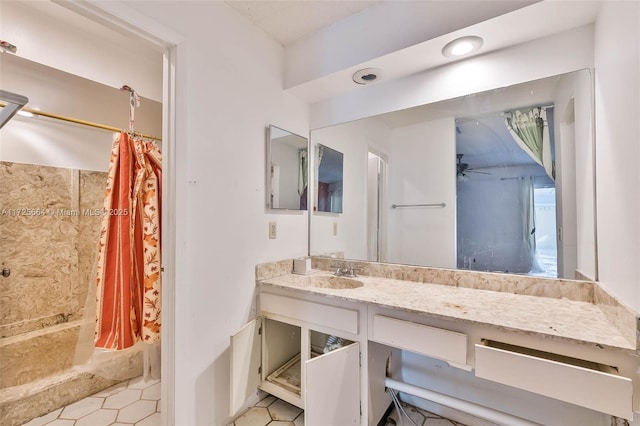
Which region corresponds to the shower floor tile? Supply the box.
[21,376,160,426]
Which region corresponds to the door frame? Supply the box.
[58,2,183,424]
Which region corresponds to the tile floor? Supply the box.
[25,382,467,426]
[229,394,467,426]
[22,376,160,426]
[384,402,468,426]
[228,395,304,426]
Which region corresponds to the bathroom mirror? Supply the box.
[266,125,308,210]
[309,69,596,280]
[315,144,344,213]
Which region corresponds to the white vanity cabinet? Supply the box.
[230,291,363,426]
[254,268,639,424]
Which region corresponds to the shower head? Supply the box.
[0,90,29,129]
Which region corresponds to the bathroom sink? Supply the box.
[304,276,364,289]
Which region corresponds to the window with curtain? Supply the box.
[504,107,555,181]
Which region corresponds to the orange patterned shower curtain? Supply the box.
[95,131,162,350]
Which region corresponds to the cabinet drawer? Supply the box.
[259,293,358,335]
[475,341,633,419]
[372,315,467,365]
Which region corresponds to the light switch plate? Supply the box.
[333,222,338,236]
[269,222,277,239]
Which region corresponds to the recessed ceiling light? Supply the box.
[441,36,483,58]
[353,68,383,85]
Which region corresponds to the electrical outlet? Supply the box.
[269,222,277,239]
[333,222,338,236]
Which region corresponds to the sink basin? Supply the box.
[304,276,364,289]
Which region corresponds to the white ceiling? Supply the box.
[224,0,382,45]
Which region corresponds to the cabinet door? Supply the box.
[304,342,360,426]
[230,318,262,416]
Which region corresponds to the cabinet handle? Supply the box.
[1,267,10,278]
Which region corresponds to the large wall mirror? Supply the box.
[266,125,308,210]
[309,69,597,280]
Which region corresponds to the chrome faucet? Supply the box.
[331,262,363,277]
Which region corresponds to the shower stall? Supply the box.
[0,162,144,426]
[0,54,161,425]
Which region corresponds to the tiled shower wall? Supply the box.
[0,161,107,336]
[0,161,107,387]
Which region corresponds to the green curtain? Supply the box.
[298,148,308,195]
[313,145,325,210]
[505,107,554,181]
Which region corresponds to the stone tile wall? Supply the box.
[0,162,107,338]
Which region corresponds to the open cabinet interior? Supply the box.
[263,319,301,396]
[263,319,355,399]
[231,313,361,425]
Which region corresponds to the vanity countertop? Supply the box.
[258,271,635,352]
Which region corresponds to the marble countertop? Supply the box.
[258,271,635,352]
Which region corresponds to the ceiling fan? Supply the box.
[456,154,491,177]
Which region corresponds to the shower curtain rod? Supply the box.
[0,102,162,141]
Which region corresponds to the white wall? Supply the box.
[122,3,310,424]
[573,68,597,280]
[594,0,640,311]
[552,70,596,280]
[0,0,163,102]
[387,117,456,268]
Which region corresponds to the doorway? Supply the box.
[367,151,387,262]
[0,2,173,423]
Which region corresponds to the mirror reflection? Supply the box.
[316,144,344,213]
[456,107,556,276]
[267,125,308,210]
[310,70,596,280]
